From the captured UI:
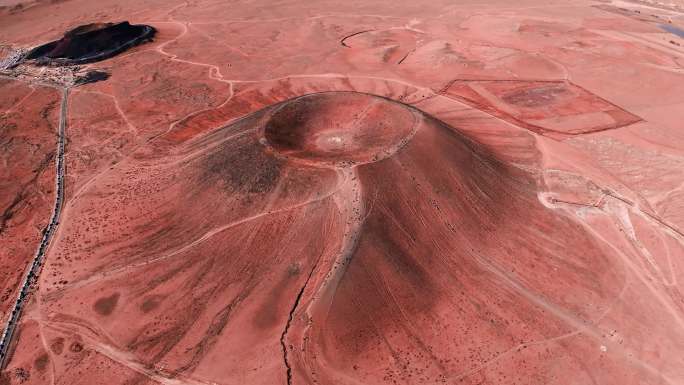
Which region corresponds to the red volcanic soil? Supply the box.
[443,80,642,137]
[261,92,418,166]
[1,0,684,385]
[0,79,59,330]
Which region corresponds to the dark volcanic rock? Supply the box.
[74,70,111,85]
[26,21,155,65]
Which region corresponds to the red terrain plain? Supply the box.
[1,0,684,384]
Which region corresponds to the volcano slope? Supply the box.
[2,0,684,384]
[1,89,680,385]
